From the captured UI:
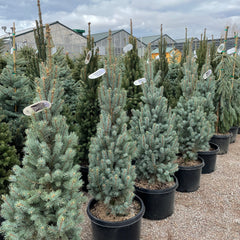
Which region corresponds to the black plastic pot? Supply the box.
[210,133,231,155]
[175,157,204,192]
[134,176,178,220]
[87,195,145,240]
[80,166,89,192]
[198,142,219,174]
[229,126,238,143]
[238,127,240,134]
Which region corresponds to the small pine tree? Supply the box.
[0,25,85,239]
[88,31,136,216]
[65,52,75,70]
[122,35,143,118]
[0,115,19,197]
[130,60,178,185]
[209,37,218,73]
[163,50,182,108]
[75,23,101,165]
[175,48,212,162]
[0,55,33,158]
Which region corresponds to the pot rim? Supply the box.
[134,175,178,195]
[198,142,220,155]
[87,195,145,228]
[178,156,205,170]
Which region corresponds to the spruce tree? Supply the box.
[74,22,100,165]
[153,25,168,83]
[122,35,143,118]
[214,27,236,133]
[163,50,182,108]
[33,0,46,63]
[209,37,218,73]
[196,30,208,76]
[0,116,19,197]
[88,31,136,216]
[195,47,216,140]
[0,55,33,158]
[18,46,40,90]
[130,60,178,185]
[0,25,85,240]
[174,48,212,162]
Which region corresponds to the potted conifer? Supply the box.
[195,47,219,173]
[87,31,144,240]
[174,47,210,192]
[74,23,101,191]
[210,27,235,154]
[0,25,85,240]
[130,59,179,220]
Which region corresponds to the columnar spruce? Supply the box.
[88,31,136,216]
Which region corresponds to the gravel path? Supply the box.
[80,134,240,240]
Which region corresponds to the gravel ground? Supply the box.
[80,134,240,240]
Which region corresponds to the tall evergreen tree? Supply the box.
[88,31,136,216]
[163,50,182,108]
[75,22,101,165]
[214,27,236,133]
[18,46,40,90]
[195,47,216,139]
[33,0,46,63]
[209,36,218,73]
[153,24,168,83]
[0,115,19,197]
[174,48,212,162]
[130,59,178,185]
[0,25,85,240]
[0,55,33,158]
[122,34,143,118]
[196,30,208,76]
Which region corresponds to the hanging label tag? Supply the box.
[227,47,235,55]
[123,43,133,53]
[85,50,92,64]
[23,100,51,116]
[217,43,224,53]
[134,78,147,86]
[203,69,212,79]
[88,68,106,79]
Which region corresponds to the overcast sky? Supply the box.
[0,0,240,39]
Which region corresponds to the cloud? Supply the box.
[0,0,239,40]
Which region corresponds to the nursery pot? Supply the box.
[198,142,219,174]
[229,126,238,143]
[210,133,231,155]
[175,157,204,192]
[134,176,178,220]
[87,195,145,240]
[80,165,89,192]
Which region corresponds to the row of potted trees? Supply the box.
[0,26,239,240]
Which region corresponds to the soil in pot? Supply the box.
[210,133,231,155]
[229,126,238,143]
[175,157,204,192]
[198,142,219,174]
[87,195,145,240]
[134,176,178,220]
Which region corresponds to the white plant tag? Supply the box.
[10,47,13,54]
[217,43,224,53]
[123,43,133,53]
[88,68,106,79]
[203,69,212,79]
[227,47,235,55]
[134,78,147,86]
[23,100,51,116]
[85,50,92,64]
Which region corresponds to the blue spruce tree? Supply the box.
[0,25,85,240]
